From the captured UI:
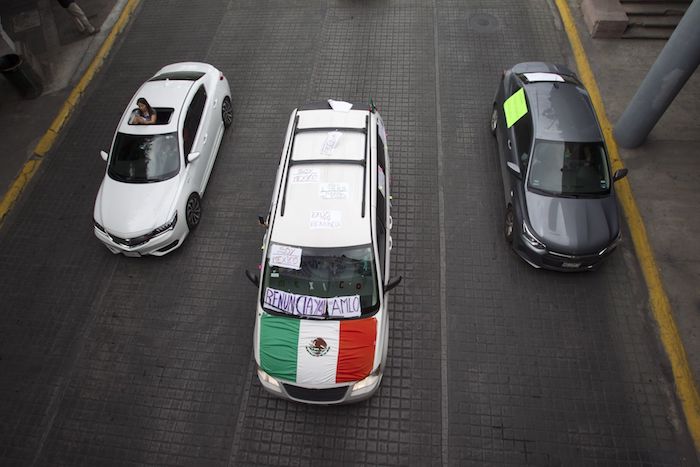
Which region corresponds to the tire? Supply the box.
[490,105,498,136]
[222,96,233,129]
[185,193,202,231]
[504,205,514,244]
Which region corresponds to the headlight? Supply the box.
[522,221,545,249]
[153,212,177,237]
[599,231,622,256]
[94,219,106,233]
[257,368,280,388]
[121,212,178,247]
[351,369,381,394]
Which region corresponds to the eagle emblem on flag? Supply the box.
[306,337,330,357]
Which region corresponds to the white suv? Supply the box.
[248,100,401,404]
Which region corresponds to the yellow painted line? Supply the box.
[555,0,700,451]
[0,0,141,226]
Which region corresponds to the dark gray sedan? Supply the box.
[490,62,628,271]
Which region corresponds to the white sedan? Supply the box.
[93,62,232,256]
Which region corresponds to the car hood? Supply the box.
[525,190,620,254]
[95,175,181,236]
[258,313,377,385]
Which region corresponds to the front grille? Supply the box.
[542,253,598,269]
[283,384,349,402]
[110,233,150,247]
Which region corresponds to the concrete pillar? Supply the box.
[613,0,700,149]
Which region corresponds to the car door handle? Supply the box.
[213,98,218,108]
[507,140,512,150]
[203,133,207,144]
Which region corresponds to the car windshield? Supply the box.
[528,140,610,196]
[260,243,379,318]
[108,132,180,183]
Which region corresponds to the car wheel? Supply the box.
[490,105,498,136]
[504,205,514,244]
[222,96,233,129]
[186,193,202,231]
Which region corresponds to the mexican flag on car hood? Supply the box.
[259,313,377,385]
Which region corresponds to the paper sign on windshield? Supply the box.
[504,88,527,128]
[269,244,302,270]
[328,99,353,112]
[310,210,341,229]
[327,295,361,318]
[264,287,361,318]
[264,288,326,316]
[319,183,349,200]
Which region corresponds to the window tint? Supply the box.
[376,214,386,279]
[108,132,179,183]
[507,82,533,170]
[182,86,207,158]
[261,244,380,317]
[528,140,611,196]
[376,124,387,224]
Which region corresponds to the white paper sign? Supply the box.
[523,72,564,83]
[269,244,302,270]
[327,295,361,318]
[321,131,342,155]
[264,288,326,316]
[328,99,353,112]
[290,167,320,184]
[319,183,349,200]
[310,210,342,229]
[264,288,361,318]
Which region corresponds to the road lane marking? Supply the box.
[432,1,450,464]
[554,0,700,452]
[0,0,142,227]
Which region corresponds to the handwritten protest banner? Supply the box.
[269,244,302,270]
[319,183,349,200]
[290,167,320,184]
[321,131,342,155]
[264,287,361,318]
[327,295,361,318]
[310,210,341,229]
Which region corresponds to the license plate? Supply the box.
[123,251,141,258]
[562,262,581,268]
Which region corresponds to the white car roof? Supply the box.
[270,108,374,248]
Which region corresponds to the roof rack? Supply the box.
[280,114,370,218]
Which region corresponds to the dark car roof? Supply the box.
[523,80,603,143]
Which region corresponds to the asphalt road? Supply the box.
[0,1,697,465]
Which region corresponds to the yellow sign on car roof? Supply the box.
[504,88,527,128]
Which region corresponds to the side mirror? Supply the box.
[258,215,267,227]
[613,168,628,182]
[100,150,108,162]
[187,152,201,163]
[384,275,402,294]
[245,269,259,287]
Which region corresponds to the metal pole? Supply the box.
[613,0,700,149]
[0,17,17,55]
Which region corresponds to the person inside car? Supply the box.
[131,97,156,125]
